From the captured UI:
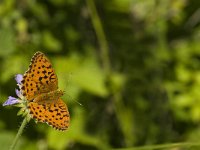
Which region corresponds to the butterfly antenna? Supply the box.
[70,96,83,106]
[65,93,83,106]
[75,100,83,106]
[60,72,83,106]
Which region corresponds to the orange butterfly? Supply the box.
[20,51,70,130]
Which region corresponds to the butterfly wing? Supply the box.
[21,51,58,101]
[28,98,70,130]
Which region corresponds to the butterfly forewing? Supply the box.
[21,52,58,101]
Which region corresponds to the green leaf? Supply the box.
[54,53,109,97]
[42,31,62,52]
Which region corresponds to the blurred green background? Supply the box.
[0,0,200,149]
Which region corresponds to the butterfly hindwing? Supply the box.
[28,98,70,130]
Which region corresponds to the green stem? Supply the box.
[10,118,28,150]
[112,142,200,150]
[86,0,111,75]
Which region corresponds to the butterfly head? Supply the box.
[56,89,65,96]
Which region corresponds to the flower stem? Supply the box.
[10,118,28,150]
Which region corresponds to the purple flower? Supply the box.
[15,74,23,84]
[3,74,23,106]
[3,96,19,106]
[15,88,20,97]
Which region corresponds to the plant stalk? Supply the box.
[10,118,27,150]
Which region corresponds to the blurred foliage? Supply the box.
[0,0,200,149]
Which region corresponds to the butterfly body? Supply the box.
[33,90,64,103]
[21,52,70,131]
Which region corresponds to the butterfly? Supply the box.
[20,51,70,130]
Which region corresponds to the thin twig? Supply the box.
[86,0,111,75]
